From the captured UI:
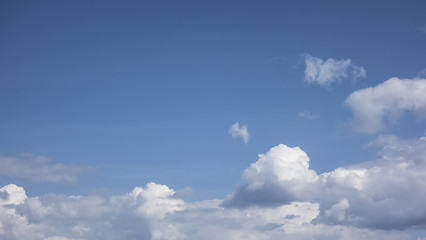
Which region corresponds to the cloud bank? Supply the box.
[345,77,426,133]
[229,122,250,144]
[0,154,91,184]
[1,136,425,239]
[303,54,366,87]
[0,183,411,240]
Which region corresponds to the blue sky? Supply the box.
[1,1,426,239]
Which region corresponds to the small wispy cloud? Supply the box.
[302,54,366,87]
[297,111,319,120]
[229,122,250,144]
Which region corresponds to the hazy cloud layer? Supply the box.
[345,77,426,133]
[229,122,250,144]
[303,54,366,87]
[0,154,91,184]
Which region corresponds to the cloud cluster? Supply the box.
[225,137,426,230]
[0,182,177,240]
[345,77,426,133]
[0,182,411,240]
[1,136,425,239]
[0,154,91,184]
[303,54,366,87]
[229,122,250,144]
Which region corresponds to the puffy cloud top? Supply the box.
[224,145,318,208]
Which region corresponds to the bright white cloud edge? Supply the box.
[2,136,426,239]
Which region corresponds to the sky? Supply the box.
[1,0,426,239]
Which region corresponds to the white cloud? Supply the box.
[225,137,426,230]
[303,54,366,87]
[223,144,318,208]
[0,182,170,240]
[317,135,426,229]
[1,138,426,239]
[0,182,413,240]
[229,122,250,144]
[297,111,319,120]
[345,77,426,133]
[0,154,91,184]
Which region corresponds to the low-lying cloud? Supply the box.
[1,136,425,239]
[0,182,411,240]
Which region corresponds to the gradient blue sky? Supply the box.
[1,1,426,239]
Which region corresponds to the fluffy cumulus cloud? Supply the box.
[223,145,318,208]
[225,137,426,230]
[303,54,366,87]
[345,77,426,133]
[0,154,91,184]
[229,122,250,144]
[2,138,426,239]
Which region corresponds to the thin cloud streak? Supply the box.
[297,111,319,120]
